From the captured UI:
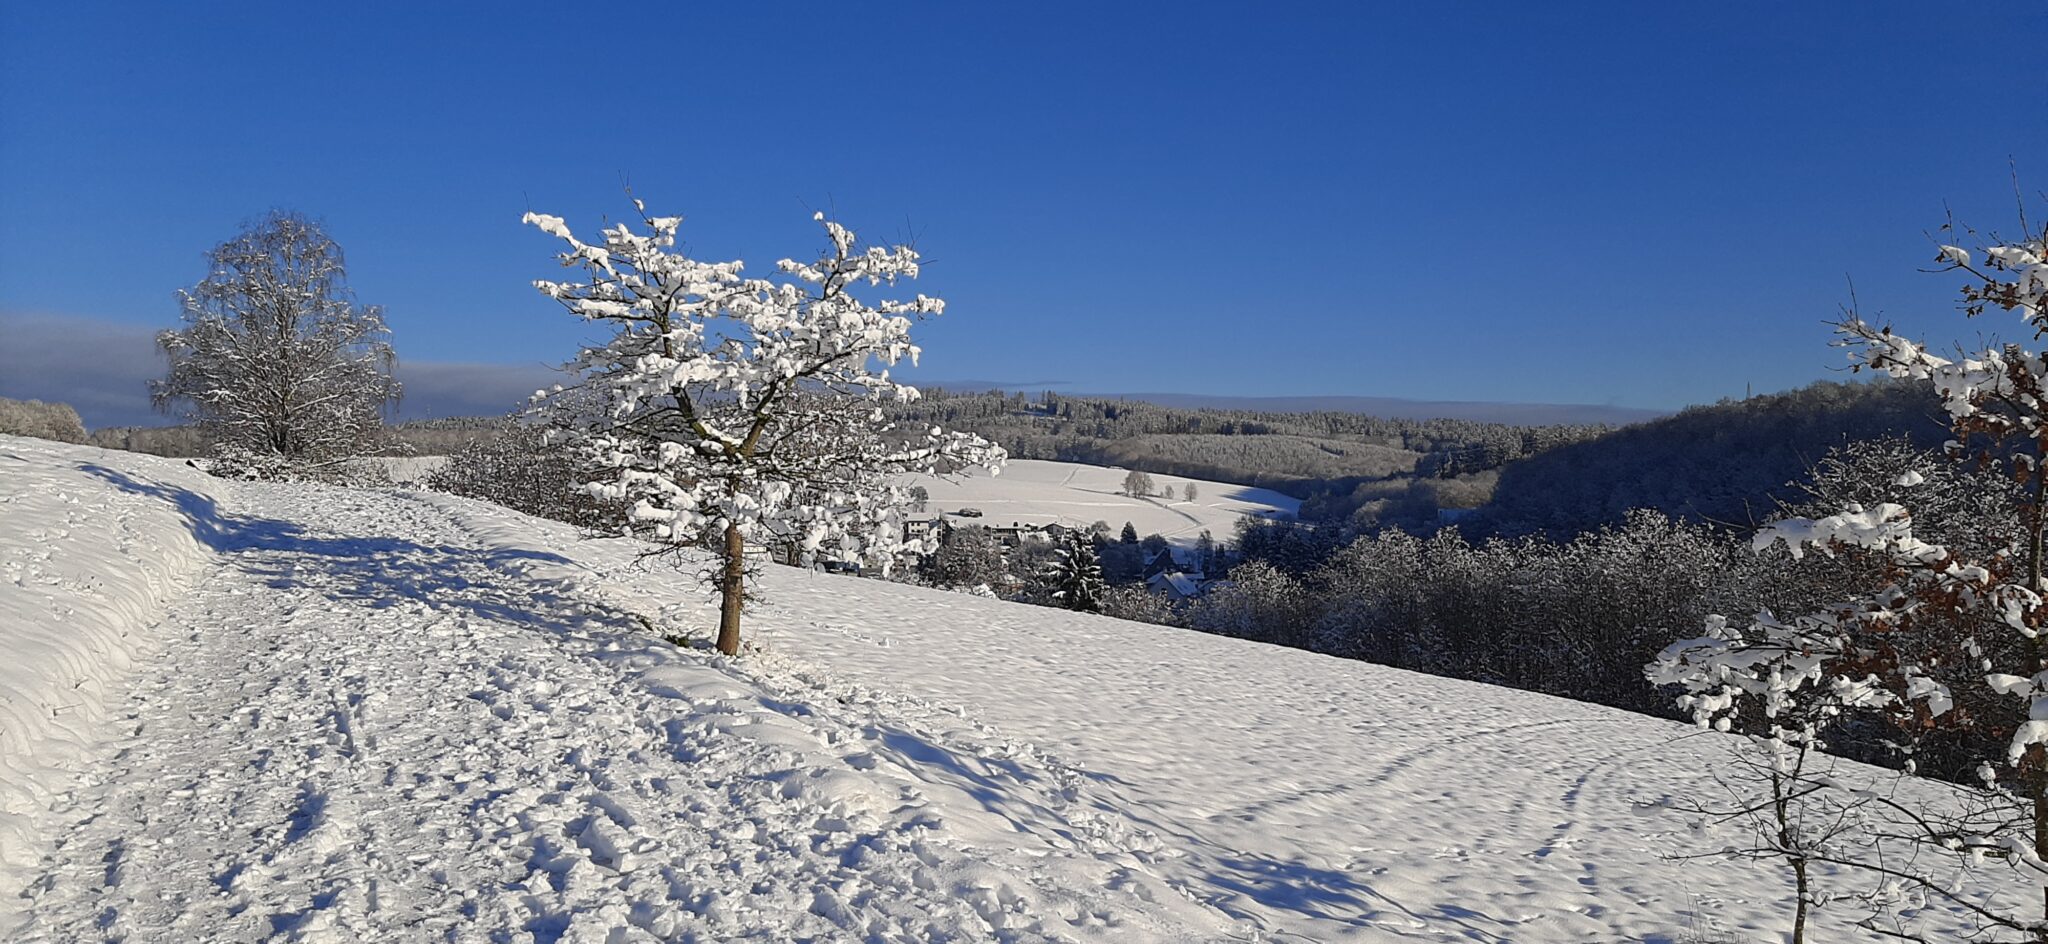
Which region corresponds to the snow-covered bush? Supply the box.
[0,397,85,444]
[1099,585,1187,625]
[1186,561,1312,646]
[427,423,621,530]
[522,202,1002,654]
[153,211,400,473]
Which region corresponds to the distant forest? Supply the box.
[59,379,1954,543]
[885,389,1609,532]
[1468,377,1948,539]
[891,380,1949,540]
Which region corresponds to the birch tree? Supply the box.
[523,202,1003,655]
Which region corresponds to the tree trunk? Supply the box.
[717,521,745,656]
[2037,783,2048,942]
[2032,461,2048,937]
[1773,770,1808,944]
[1789,856,1809,944]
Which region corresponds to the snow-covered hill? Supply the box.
[898,459,1297,546]
[0,436,2022,941]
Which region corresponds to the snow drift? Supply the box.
[0,437,218,901]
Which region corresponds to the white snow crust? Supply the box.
[898,459,1297,545]
[1,435,2024,941]
[0,439,217,902]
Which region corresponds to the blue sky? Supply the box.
[3,1,2045,425]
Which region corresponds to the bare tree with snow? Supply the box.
[152,211,400,470]
[1649,213,2048,941]
[1122,469,1153,497]
[1648,612,1880,944]
[523,202,1002,655]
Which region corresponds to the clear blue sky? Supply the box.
[4,1,2045,422]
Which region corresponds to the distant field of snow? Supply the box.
[369,455,448,485]
[1,435,2029,941]
[900,459,1297,545]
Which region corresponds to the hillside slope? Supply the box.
[1476,378,1948,537]
[1,436,2024,942]
[898,459,1299,544]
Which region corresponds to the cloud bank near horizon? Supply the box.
[0,312,567,428]
[2,311,1666,432]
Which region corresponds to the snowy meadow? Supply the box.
[4,435,2031,941]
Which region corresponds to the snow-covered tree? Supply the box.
[928,524,1009,590]
[523,203,1003,655]
[1041,535,1107,612]
[1122,469,1153,497]
[1650,216,2048,941]
[0,397,86,444]
[1183,482,1198,503]
[1647,611,1881,944]
[153,211,400,469]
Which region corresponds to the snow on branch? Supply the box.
[522,205,1005,584]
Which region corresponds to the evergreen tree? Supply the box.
[1120,521,1139,545]
[1042,535,1106,612]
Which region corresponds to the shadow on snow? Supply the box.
[79,464,603,637]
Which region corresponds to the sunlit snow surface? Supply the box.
[1,435,2026,941]
[898,459,1299,545]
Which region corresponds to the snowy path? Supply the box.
[12,472,1226,942]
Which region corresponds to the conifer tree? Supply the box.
[1042,535,1107,612]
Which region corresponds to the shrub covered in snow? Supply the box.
[0,396,85,444]
[427,423,621,531]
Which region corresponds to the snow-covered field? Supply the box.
[0,435,2025,941]
[370,455,449,485]
[899,459,1297,545]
